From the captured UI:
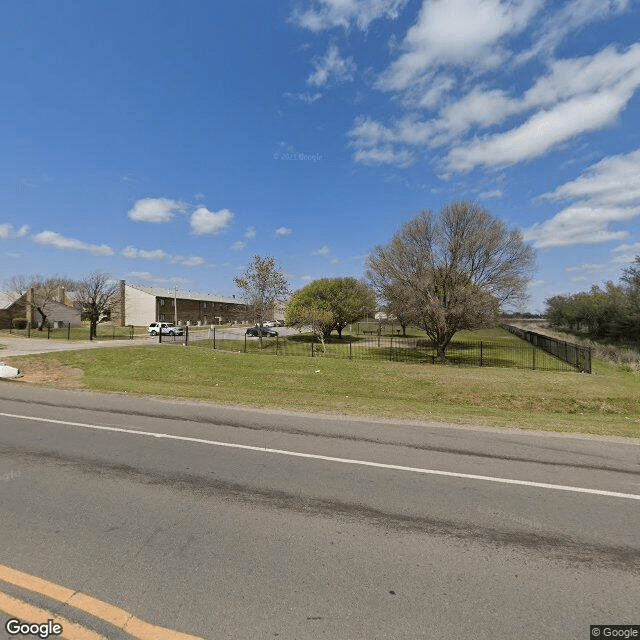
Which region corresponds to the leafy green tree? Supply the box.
[544,257,640,343]
[286,277,376,340]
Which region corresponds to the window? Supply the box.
[159,299,165,306]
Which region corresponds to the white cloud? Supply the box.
[127,271,191,286]
[308,45,356,87]
[612,242,640,264]
[526,149,640,249]
[478,189,503,199]
[285,91,323,104]
[121,246,168,260]
[190,207,233,235]
[244,226,257,239]
[542,148,640,206]
[32,231,114,256]
[446,83,638,171]
[275,227,293,236]
[312,245,331,256]
[0,224,29,239]
[614,242,640,254]
[524,204,634,248]
[353,146,415,167]
[430,44,640,145]
[516,0,631,64]
[231,241,247,251]
[172,255,207,267]
[128,198,185,223]
[564,263,606,273]
[377,0,540,91]
[350,30,640,169]
[293,0,408,31]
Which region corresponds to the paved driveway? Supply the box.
[0,333,155,358]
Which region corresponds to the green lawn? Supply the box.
[204,327,577,372]
[5,338,639,438]
[4,325,141,340]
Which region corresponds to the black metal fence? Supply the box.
[161,327,581,372]
[8,322,135,341]
[502,325,591,373]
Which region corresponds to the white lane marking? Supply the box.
[1,411,639,501]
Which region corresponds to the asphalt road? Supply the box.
[0,383,638,639]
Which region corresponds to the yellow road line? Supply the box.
[0,564,203,640]
[0,591,107,640]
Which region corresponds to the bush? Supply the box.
[12,318,27,329]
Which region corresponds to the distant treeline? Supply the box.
[545,256,640,343]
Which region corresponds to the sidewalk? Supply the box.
[0,333,155,358]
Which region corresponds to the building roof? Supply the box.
[0,292,23,310]
[126,283,242,305]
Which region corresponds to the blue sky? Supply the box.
[1,0,639,312]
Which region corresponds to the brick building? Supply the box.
[115,282,248,327]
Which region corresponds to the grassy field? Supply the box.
[4,334,639,438]
[6,325,141,340]
[194,326,579,371]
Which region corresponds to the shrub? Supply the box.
[12,318,27,329]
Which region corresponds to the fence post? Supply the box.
[185,325,189,346]
[68,323,71,340]
[349,335,352,359]
[389,336,393,361]
[129,325,133,340]
[480,341,483,367]
[47,324,50,339]
[213,327,216,350]
[311,339,314,357]
[532,347,536,370]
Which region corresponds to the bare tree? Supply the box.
[7,274,76,329]
[74,272,120,339]
[366,202,535,361]
[234,255,290,326]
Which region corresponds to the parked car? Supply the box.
[147,322,184,336]
[245,326,278,337]
[263,320,277,327]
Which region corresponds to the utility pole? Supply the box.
[174,286,178,324]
